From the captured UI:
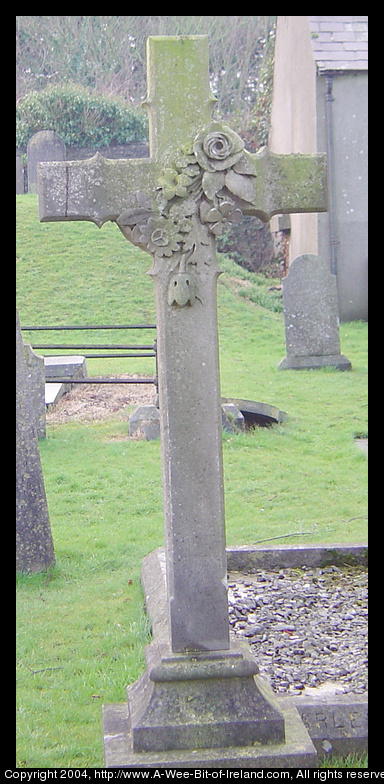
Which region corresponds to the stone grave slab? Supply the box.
[44,355,87,406]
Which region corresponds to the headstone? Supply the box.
[16,153,25,194]
[23,342,46,438]
[16,311,55,572]
[27,130,65,193]
[37,35,327,768]
[279,254,351,370]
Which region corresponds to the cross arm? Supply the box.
[37,152,157,227]
[243,147,328,222]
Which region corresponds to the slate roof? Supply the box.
[309,16,368,72]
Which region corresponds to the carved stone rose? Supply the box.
[193,124,244,172]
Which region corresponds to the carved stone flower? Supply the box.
[131,215,184,257]
[193,124,256,205]
[158,166,199,201]
[200,199,243,236]
[193,124,244,172]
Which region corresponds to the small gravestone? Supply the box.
[27,131,66,193]
[16,311,55,572]
[129,405,160,440]
[279,254,351,370]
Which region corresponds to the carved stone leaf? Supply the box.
[200,201,221,224]
[202,171,225,201]
[233,154,257,176]
[117,207,153,226]
[224,169,256,203]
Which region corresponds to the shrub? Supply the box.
[16,83,148,149]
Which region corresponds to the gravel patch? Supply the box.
[228,565,367,696]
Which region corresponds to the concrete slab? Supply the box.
[45,382,66,407]
[44,355,87,407]
[44,355,87,378]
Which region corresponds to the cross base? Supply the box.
[103,694,316,769]
[126,640,284,753]
[279,354,352,371]
[102,548,317,768]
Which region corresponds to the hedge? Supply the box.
[16,83,148,149]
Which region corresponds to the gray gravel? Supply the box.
[228,565,367,696]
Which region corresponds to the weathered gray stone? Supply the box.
[103,698,317,768]
[129,405,160,440]
[292,693,367,757]
[24,342,46,438]
[226,543,368,571]
[126,641,284,753]
[130,402,247,439]
[221,403,245,432]
[103,546,316,768]
[279,254,351,370]
[16,154,25,194]
[222,397,287,428]
[44,355,87,379]
[27,130,65,193]
[16,311,55,572]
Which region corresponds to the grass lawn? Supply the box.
[16,195,367,768]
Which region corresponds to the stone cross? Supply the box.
[38,36,327,655]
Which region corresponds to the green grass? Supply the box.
[16,194,367,768]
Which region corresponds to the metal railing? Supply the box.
[21,323,158,389]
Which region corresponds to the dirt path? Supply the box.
[46,375,156,424]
